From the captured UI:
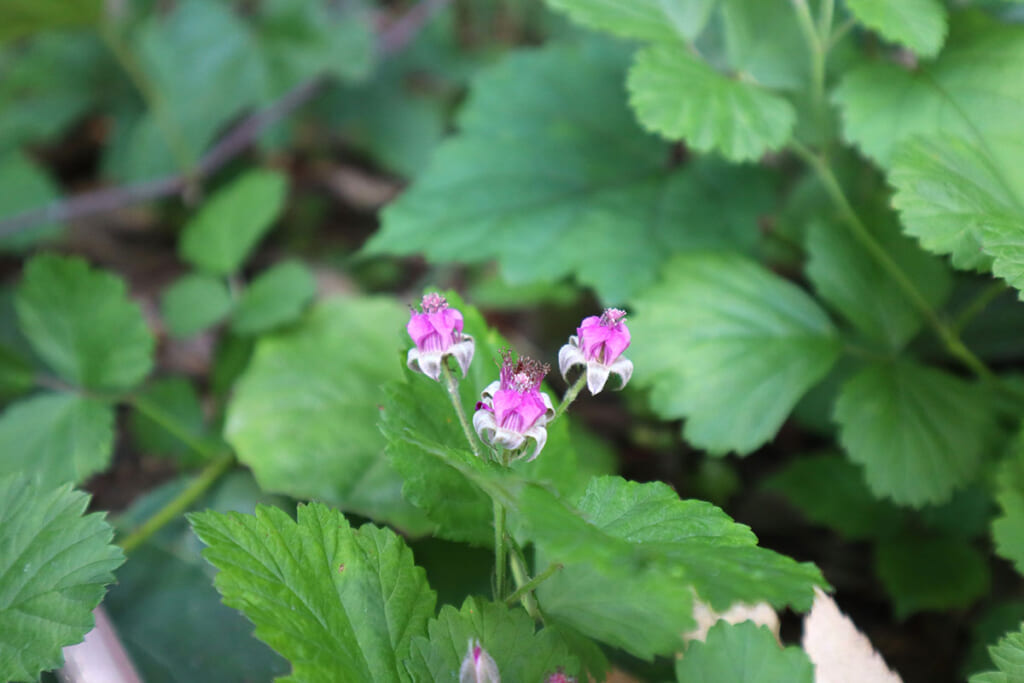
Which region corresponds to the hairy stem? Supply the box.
[552,373,587,422]
[505,561,562,610]
[493,498,507,601]
[442,362,482,458]
[791,0,827,134]
[954,281,1009,333]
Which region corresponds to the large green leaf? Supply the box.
[16,253,154,391]
[0,152,63,250]
[630,252,841,454]
[231,260,316,335]
[0,393,114,486]
[0,0,101,42]
[627,44,795,162]
[368,41,774,303]
[405,598,583,682]
[161,272,234,338]
[833,360,995,506]
[675,621,814,683]
[804,216,952,348]
[190,503,436,683]
[875,535,989,618]
[179,170,289,276]
[225,296,430,533]
[845,0,947,57]
[970,623,1024,683]
[0,475,124,682]
[833,19,1024,166]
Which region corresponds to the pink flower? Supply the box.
[459,639,500,683]
[406,293,475,381]
[558,308,633,394]
[473,350,554,461]
[545,671,576,683]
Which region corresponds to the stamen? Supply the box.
[420,292,448,314]
[600,308,627,326]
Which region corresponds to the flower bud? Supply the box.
[459,639,500,683]
[558,308,633,395]
[472,350,554,461]
[406,293,475,381]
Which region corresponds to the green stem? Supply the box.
[442,362,482,459]
[119,451,235,553]
[790,141,995,382]
[827,16,856,50]
[792,0,826,127]
[552,373,587,422]
[818,0,835,43]
[130,393,219,461]
[493,498,507,601]
[505,561,562,609]
[954,281,1008,333]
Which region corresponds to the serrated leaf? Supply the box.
[971,623,1024,683]
[763,454,908,541]
[0,475,124,682]
[993,443,1024,576]
[676,620,814,683]
[805,217,952,348]
[627,44,795,162]
[0,152,63,250]
[545,0,716,43]
[630,252,841,454]
[180,170,288,275]
[0,0,101,41]
[161,272,233,338]
[833,21,1024,166]
[0,393,114,486]
[231,260,316,335]
[368,41,774,302]
[15,253,154,391]
[190,503,436,683]
[405,597,582,682]
[875,536,989,618]
[833,360,995,506]
[845,0,947,57]
[225,296,431,534]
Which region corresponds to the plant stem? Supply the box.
[790,141,995,382]
[505,561,562,608]
[552,373,587,422]
[954,281,1008,333]
[119,451,235,553]
[442,362,482,458]
[493,498,507,601]
[129,393,219,461]
[791,0,826,131]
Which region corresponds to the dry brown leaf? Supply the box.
[803,588,902,683]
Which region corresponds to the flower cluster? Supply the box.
[405,293,632,463]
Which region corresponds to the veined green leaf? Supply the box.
[161,272,233,338]
[675,621,814,683]
[231,260,316,335]
[845,0,948,57]
[970,623,1024,683]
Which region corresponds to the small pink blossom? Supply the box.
[473,350,554,461]
[545,670,576,683]
[459,639,500,683]
[558,308,633,395]
[406,293,474,381]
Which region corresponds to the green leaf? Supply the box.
[129,377,215,465]
[525,476,826,659]
[965,604,1024,680]
[718,0,807,90]
[845,0,947,57]
[0,152,63,250]
[763,454,908,541]
[180,170,288,275]
[875,535,989,618]
[189,503,436,683]
[16,253,154,391]
[993,443,1024,575]
[161,272,234,338]
[833,360,995,506]
[0,393,114,487]
[368,41,774,302]
[406,597,583,682]
[805,216,952,348]
[225,296,431,534]
[833,21,1024,166]
[627,44,795,162]
[545,0,717,43]
[630,252,841,454]
[970,623,1024,683]
[675,620,814,683]
[231,260,316,335]
[0,475,124,682]
[0,0,101,41]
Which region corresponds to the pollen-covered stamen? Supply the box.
[499,349,549,392]
[420,292,448,314]
[600,308,627,326]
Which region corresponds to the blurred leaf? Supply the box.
[161,272,233,338]
[965,603,1024,679]
[834,360,995,506]
[231,260,316,335]
[190,503,437,682]
[627,45,795,162]
[0,343,34,401]
[369,41,774,303]
[129,377,214,465]
[805,217,952,349]
[970,622,1024,683]
[545,0,716,42]
[845,0,947,57]
[718,0,807,90]
[0,0,101,42]
[0,152,63,251]
[0,474,123,682]
[16,253,154,391]
[406,597,583,681]
[876,536,989,618]
[225,296,431,534]
[630,252,841,454]
[0,393,114,486]
[179,170,288,275]
[993,442,1024,575]
[764,454,908,541]
[676,621,814,683]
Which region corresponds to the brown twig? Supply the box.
[0,0,451,238]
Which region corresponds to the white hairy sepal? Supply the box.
[473,389,554,461]
[407,335,475,381]
[558,336,633,394]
